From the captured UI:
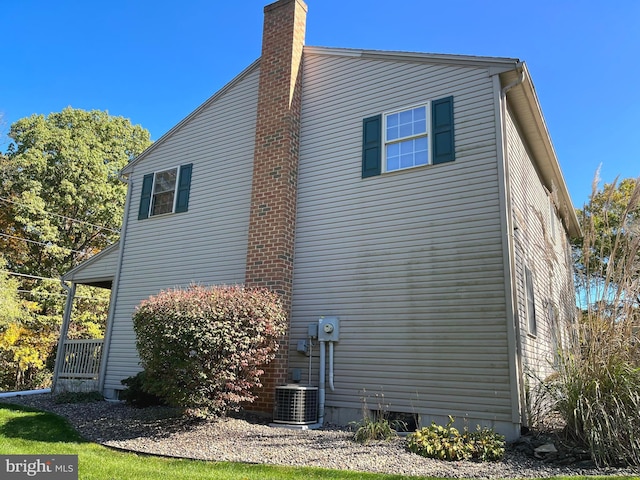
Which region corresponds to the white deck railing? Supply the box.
[58,339,103,379]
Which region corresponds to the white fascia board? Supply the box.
[304,46,520,70]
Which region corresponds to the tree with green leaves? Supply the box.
[1,107,151,282]
[573,176,640,314]
[0,108,151,390]
[0,255,55,390]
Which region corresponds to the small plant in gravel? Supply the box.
[351,390,406,443]
[132,284,287,417]
[465,425,506,461]
[406,416,505,461]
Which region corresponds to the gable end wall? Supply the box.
[101,68,260,395]
[288,51,517,435]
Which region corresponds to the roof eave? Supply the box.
[62,241,120,285]
[305,45,520,71]
[500,65,582,238]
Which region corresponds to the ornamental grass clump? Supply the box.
[351,390,405,443]
[131,284,287,416]
[535,175,640,467]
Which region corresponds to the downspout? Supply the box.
[495,64,528,431]
[97,173,133,395]
[52,281,76,393]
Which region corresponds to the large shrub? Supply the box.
[132,285,287,415]
[545,351,640,466]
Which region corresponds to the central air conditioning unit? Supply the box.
[273,385,318,425]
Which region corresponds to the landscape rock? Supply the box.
[2,394,639,479]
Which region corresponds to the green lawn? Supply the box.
[0,403,636,480]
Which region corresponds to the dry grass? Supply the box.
[536,174,640,467]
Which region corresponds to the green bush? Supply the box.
[465,425,506,462]
[406,416,505,462]
[132,285,287,416]
[120,372,166,408]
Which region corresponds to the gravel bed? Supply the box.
[2,394,638,479]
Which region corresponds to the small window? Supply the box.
[151,168,178,216]
[548,302,560,367]
[525,266,537,336]
[138,163,193,220]
[549,198,557,240]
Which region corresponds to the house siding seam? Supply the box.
[245,0,307,412]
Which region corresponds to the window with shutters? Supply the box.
[362,96,454,178]
[138,163,193,220]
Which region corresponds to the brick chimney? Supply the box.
[245,0,307,412]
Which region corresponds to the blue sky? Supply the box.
[2,0,638,208]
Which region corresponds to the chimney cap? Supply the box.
[264,0,308,14]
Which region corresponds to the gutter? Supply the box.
[493,62,528,430]
[506,64,581,238]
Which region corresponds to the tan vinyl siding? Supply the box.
[102,67,260,392]
[290,53,512,425]
[506,105,575,384]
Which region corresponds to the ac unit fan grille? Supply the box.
[273,385,318,425]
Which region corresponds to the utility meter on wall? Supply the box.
[318,316,339,342]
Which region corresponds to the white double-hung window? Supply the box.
[384,105,428,172]
[150,167,178,216]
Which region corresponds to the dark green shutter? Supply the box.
[431,96,455,165]
[138,173,154,220]
[525,266,537,335]
[175,163,193,213]
[362,115,382,178]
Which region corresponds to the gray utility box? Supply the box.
[318,316,339,342]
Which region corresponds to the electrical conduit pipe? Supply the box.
[328,341,335,392]
[318,339,326,425]
[318,339,337,426]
